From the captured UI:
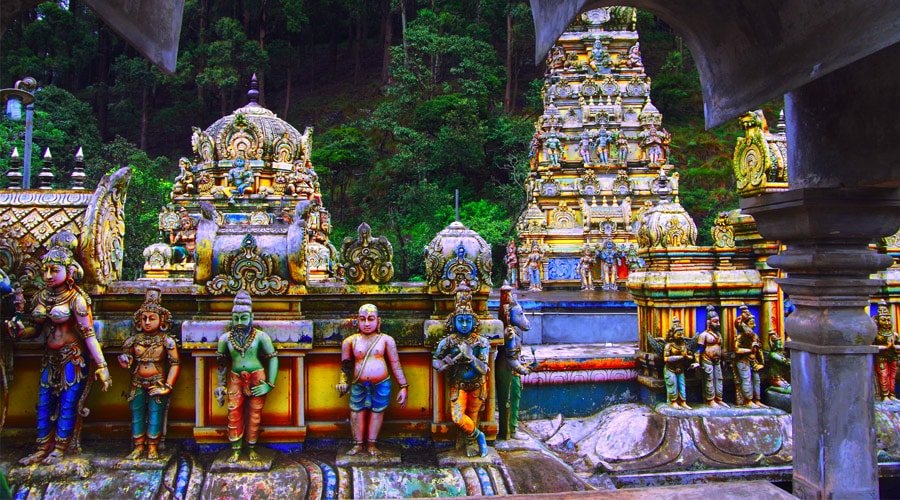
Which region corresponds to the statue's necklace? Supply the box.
[135,333,165,348]
[45,287,78,306]
[230,329,256,358]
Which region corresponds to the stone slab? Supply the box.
[91,448,176,471]
[436,447,502,467]
[493,432,545,452]
[7,457,94,485]
[335,444,401,466]
[655,403,787,418]
[351,466,471,498]
[209,446,276,473]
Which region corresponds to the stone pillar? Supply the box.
[743,43,900,498]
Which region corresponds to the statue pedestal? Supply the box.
[436,447,502,467]
[335,444,401,466]
[7,456,94,485]
[92,448,176,470]
[209,447,276,473]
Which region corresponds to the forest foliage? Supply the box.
[0,1,750,280]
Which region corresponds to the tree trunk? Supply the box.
[380,0,393,85]
[283,42,292,117]
[353,15,364,84]
[140,64,150,151]
[504,9,514,113]
[400,0,408,65]
[258,2,267,106]
[96,23,111,141]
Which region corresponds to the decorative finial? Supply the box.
[71,146,86,189]
[38,147,54,189]
[777,109,786,134]
[247,74,260,106]
[455,189,459,222]
[7,148,23,189]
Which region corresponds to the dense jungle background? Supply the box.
[0,1,771,280]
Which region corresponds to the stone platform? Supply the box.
[488,290,637,344]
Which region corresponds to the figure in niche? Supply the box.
[432,285,491,457]
[588,39,612,75]
[546,45,566,74]
[663,318,691,409]
[578,245,595,291]
[545,131,562,168]
[873,300,899,402]
[285,159,316,199]
[764,330,791,394]
[227,155,256,197]
[504,239,519,289]
[625,42,643,68]
[172,157,195,196]
[336,304,408,456]
[598,239,618,291]
[526,241,544,291]
[595,126,611,164]
[626,243,644,270]
[641,125,666,165]
[733,305,766,407]
[692,306,728,408]
[170,207,197,264]
[497,285,532,440]
[616,243,630,281]
[214,291,278,462]
[528,130,543,167]
[578,131,593,166]
[118,288,180,459]
[8,231,113,465]
[615,132,629,164]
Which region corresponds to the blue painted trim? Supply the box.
[475,466,495,496]
[317,460,339,500]
[487,299,636,310]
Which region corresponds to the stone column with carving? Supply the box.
[742,45,900,498]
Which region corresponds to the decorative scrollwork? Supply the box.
[711,213,736,248]
[600,74,619,96]
[439,243,480,294]
[81,167,131,290]
[340,222,394,285]
[207,233,288,295]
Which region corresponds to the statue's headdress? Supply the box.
[666,317,684,341]
[876,300,892,330]
[42,230,83,283]
[445,283,480,335]
[232,290,253,313]
[133,287,172,332]
[706,305,720,326]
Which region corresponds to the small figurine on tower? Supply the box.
[873,300,899,402]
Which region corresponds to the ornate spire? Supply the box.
[247,74,260,106]
[70,147,86,189]
[7,147,22,189]
[38,148,54,190]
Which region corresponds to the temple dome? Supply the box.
[424,221,493,295]
[636,198,698,249]
[191,75,310,166]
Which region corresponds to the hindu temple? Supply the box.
[0,1,899,499]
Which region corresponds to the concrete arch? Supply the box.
[531,0,900,127]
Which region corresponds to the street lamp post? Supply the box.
[1,77,37,188]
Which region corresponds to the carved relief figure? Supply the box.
[598,239,618,291]
[8,231,113,465]
[578,245,594,291]
[578,131,593,166]
[214,291,278,462]
[226,156,255,197]
[641,125,665,164]
[692,306,728,408]
[765,330,791,394]
[432,285,491,457]
[874,300,899,402]
[595,126,611,164]
[504,239,519,288]
[497,286,532,440]
[172,157,195,196]
[663,319,691,409]
[545,132,562,168]
[118,288,180,459]
[526,241,544,291]
[733,305,765,407]
[336,304,408,456]
[615,132,629,164]
[170,207,197,264]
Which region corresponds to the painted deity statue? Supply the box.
[765,330,791,394]
[588,39,612,75]
[595,127,611,164]
[504,239,519,288]
[214,291,278,462]
[578,131,593,166]
[578,245,595,291]
[692,305,728,408]
[615,132,629,164]
[336,304,409,456]
[432,285,491,457]
[663,318,691,409]
[528,130,543,165]
[873,300,899,402]
[626,244,644,270]
[642,125,666,165]
[170,207,196,264]
[8,231,113,465]
[598,239,618,291]
[286,159,317,199]
[733,305,766,407]
[526,241,544,292]
[497,285,532,440]
[172,157,195,195]
[227,156,256,197]
[625,42,643,67]
[118,288,180,459]
[545,132,562,168]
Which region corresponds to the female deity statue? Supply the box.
[172,157,196,196]
[595,127,611,164]
[118,288,180,460]
[578,245,595,291]
[526,241,544,292]
[641,125,665,165]
[873,300,899,402]
[663,319,691,409]
[625,42,643,68]
[578,131,593,166]
[504,240,519,288]
[8,231,113,465]
[615,133,629,164]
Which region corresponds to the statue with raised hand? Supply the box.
[214,290,278,462]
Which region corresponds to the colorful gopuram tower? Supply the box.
[516,7,675,289]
